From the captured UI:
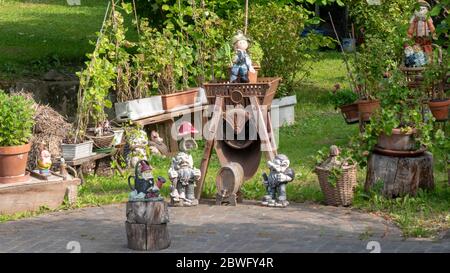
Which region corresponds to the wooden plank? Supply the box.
[134,105,207,127]
[0,177,81,215]
[250,96,276,161]
[195,97,224,200]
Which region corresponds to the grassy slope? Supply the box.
[0,0,109,77]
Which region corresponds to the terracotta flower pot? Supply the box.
[0,142,31,178]
[248,65,261,83]
[161,88,199,111]
[339,103,359,124]
[428,99,450,122]
[357,99,380,122]
[377,128,417,151]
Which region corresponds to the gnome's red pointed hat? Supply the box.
[178,121,199,137]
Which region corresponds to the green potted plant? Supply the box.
[314,145,357,206]
[423,50,450,121]
[248,40,264,83]
[363,70,434,154]
[139,22,199,112]
[0,91,35,183]
[329,84,359,124]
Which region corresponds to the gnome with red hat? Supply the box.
[177,121,199,152]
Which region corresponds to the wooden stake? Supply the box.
[195,97,224,200]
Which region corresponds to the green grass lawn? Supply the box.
[0,0,110,78]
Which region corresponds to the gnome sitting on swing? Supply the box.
[230,30,256,83]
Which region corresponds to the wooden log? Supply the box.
[126,201,169,225]
[365,152,434,198]
[125,222,171,251]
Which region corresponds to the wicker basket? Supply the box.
[86,133,115,149]
[315,164,357,206]
[203,77,282,107]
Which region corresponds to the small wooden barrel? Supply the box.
[216,163,244,206]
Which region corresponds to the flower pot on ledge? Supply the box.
[161,87,200,112]
[114,96,165,122]
[0,142,31,184]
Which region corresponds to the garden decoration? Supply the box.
[148,130,169,156]
[37,142,52,176]
[407,0,436,61]
[126,161,170,251]
[230,30,256,83]
[128,160,166,202]
[198,78,281,201]
[178,121,199,152]
[126,127,149,168]
[404,44,428,68]
[315,145,357,207]
[168,152,201,207]
[261,154,295,208]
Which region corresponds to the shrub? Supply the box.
[0,91,35,146]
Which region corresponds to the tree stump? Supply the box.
[365,152,434,198]
[125,201,170,251]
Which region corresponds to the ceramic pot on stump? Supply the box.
[377,128,417,151]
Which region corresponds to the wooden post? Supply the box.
[195,97,224,200]
[365,152,435,198]
[250,96,276,161]
[125,201,171,251]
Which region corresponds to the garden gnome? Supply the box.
[178,121,199,152]
[127,129,149,168]
[37,142,52,176]
[407,0,436,59]
[148,130,169,156]
[168,152,201,206]
[128,160,165,201]
[261,154,295,208]
[230,30,255,83]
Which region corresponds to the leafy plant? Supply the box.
[314,145,356,188]
[248,41,264,67]
[362,69,435,150]
[0,90,35,146]
[328,85,358,109]
[422,49,449,100]
[345,0,415,100]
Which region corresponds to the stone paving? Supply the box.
[0,200,449,253]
